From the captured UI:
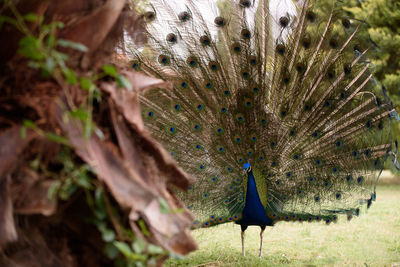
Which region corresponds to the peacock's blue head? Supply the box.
[243,162,252,174]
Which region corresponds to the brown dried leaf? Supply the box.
[109,102,196,254]
[0,126,36,178]
[0,229,69,267]
[59,0,127,53]
[0,175,17,248]
[101,72,171,132]
[101,82,145,131]
[58,114,155,209]
[120,69,173,92]
[12,168,57,216]
[56,96,197,255]
[101,72,190,189]
[0,126,36,248]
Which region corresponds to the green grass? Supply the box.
[166,186,400,266]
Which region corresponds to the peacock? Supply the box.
[130,0,399,257]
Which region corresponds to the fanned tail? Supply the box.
[132,0,399,228]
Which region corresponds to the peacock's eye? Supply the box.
[214,16,226,27]
[178,11,191,22]
[240,0,251,8]
[144,11,156,22]
[166,33,177,43]
[276,44,285,55]
[279,16,289,27]
[241,29,251,39]
[306,11,316,22]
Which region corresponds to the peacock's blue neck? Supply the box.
[238,170,273,226]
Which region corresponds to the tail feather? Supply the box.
[134,0,398,228]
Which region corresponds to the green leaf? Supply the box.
[76,178,92,189]
[148,244,164,255]
[62,67,78,85]
[69,108,89,122]
[29,157,40,171]
[138,220,150,237]
[55,21,64,29]
[95,188,105,209]
[45,132,70,145]
[104,243,120,260]
[20,126,27,139]
[23,119,37,129]
[47,180,61,199]
[41,68,51,79]
[113,241,132,257]
[94,208,108,220]
[51,50,68,62]
[27,61,41,69]
[44,57,56,74]
[23,13,38,22]
[132,238,146,254]
[42,21,64,33]
[84,120,94,140]
[0,15,18,27]
[117,75,132,91]
[102,64,118,78]
[38,15,44,25]
[61,180,78,200]
[75,170,92,189]
[46,34,55,48]
[57,39,88,52]
[170,208,185,214]
[93,88,102,102]
[113,241,147,261]
[18,35,44,60]
[80,77,93,90]
[101,229,116,242]
[159,198,170,214]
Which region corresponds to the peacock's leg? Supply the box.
[259,226,266,258]
[241,231,245,256]
[240,225,248,257]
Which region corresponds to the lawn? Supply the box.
[166,186,400,266]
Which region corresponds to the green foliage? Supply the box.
[57,38,88,52]
[158,197,185,214]
[47,148,94,200]
[345,0,400,107]
[21,119,70,146]
[341,0,400,140]
[103,64,132,91]
[9,14,81,81]
[117,75,133,91]
[309,0,400,148]
[103,64,119,78]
